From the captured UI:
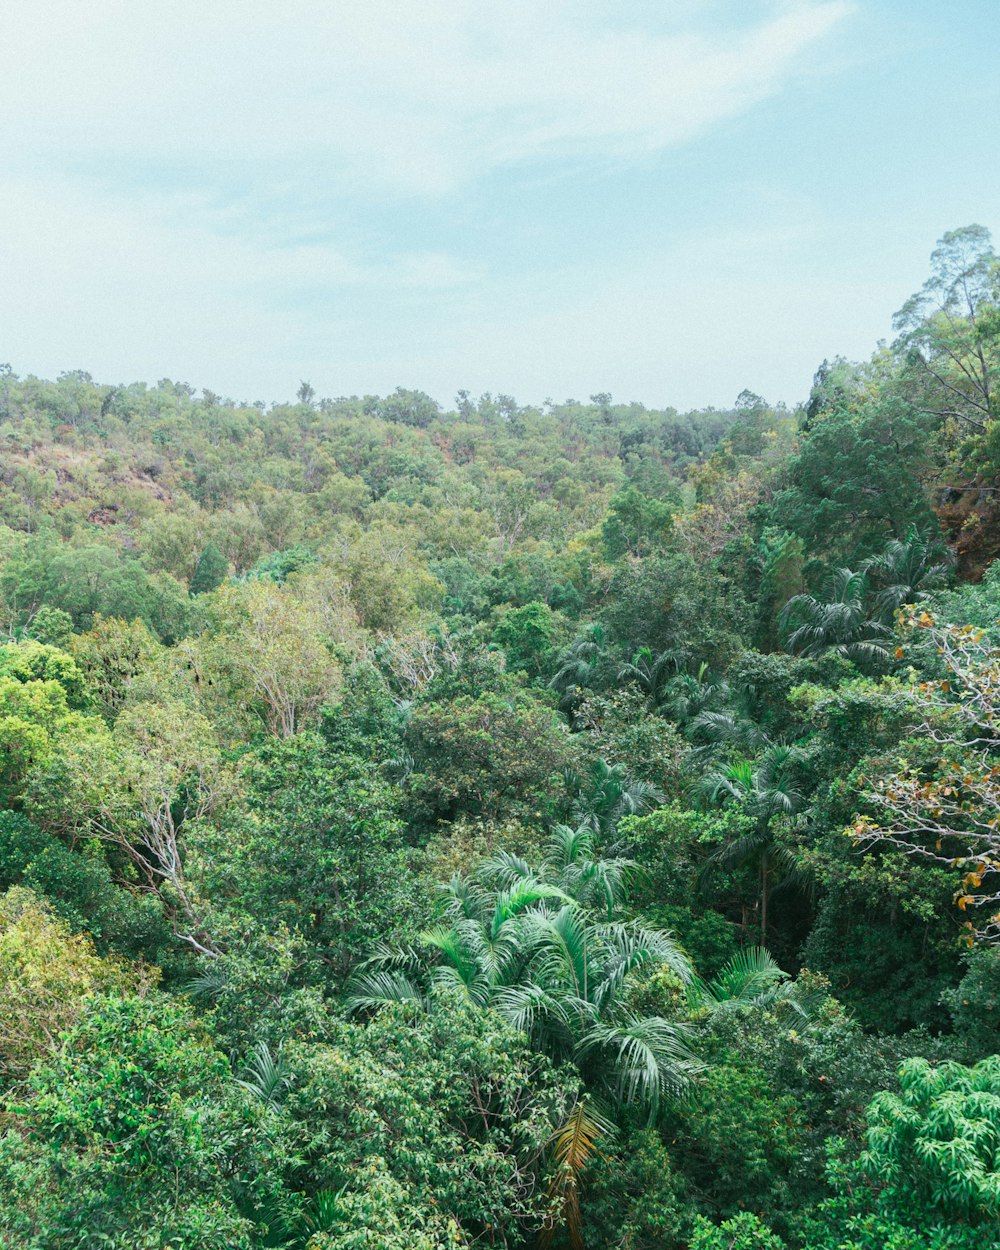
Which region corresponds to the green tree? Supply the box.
[893,223,999,435]
[690,1213,786,1250]
[768,399,938,563]
[861,528,955,621]
[0,993,273,1249]
[280,996,574,1248]
[780,567,891,671]
[405,690,576,826]
[805,1057,1000,1248]
[348,836,698,1120]
[602,485,675,560]
[189,540,229,594]
[0,887,143,1086]
[700,745,806,942]
[492,600,559,679]
[199,579,343,738]
[206,730,417,982]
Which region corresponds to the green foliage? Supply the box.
[0,229,998,1244]
[0,887,144,1086]
[862,1056,1000,1223]
[242,543,318,585]
[575,1126,687,1249]
[0,992,269,1248]
[69,613,160,718]
[492,600,560,678]
[0,538,191,642]
[689,1213,786,1250]
[189,539,229,594]
[663,1061,803,1221]
[769,398,939,563]
[284,994,574,1246]
[0,812,172,964]
[942,947,1000,1059]
[406,690,576,825]
[602,485,675,559]
[207,730,418,983]
[348,838,698,1120]
[0,639,87,705]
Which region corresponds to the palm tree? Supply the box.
[660,662,728,730]
[686,947,822,1019]
[862,528,955,623]
[780,567,891,670]
[563,757,664,838]
[686,706,769,763]
[235,1041,293,1112]
[698,744,806,942]
[539,823,635,919]
[347,843,698,1121]
[616,647,684,710]
[550,625,607,712]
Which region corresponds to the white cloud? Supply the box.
[0,1,858,402]
[2,1,852,194]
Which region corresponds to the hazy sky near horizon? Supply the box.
[2,0,998,411]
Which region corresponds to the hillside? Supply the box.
[0,225,998,1247]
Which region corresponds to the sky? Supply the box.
[1,0,998,411]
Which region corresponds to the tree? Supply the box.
[0,664,103,808]
[550,625,608,713]
[601,485,675,560]
[853,613,1000,942]
[0,540,191,642]
[563,757,664,839]
[348,837,698,1121]
[0,639,87,706]
[756,528,806,650]
[893,224,999,435]
[370,386,441,428]
[690,1213,785,1249]
[686,947,820,1019]
[280,996,575,1248]
[207,730,418,982]
[780,568,891,671]
[405,690,576,826]
[768,399,938,563]
[492,600,559,679]
[700,745,806,941]
[0,992,273,1248]
[0,887,142,1086]
[70,615,160,718]
[25,698,226,956]
[805,1057,1000,1247]
[616,645,679,710]
[189,541,229,595]
[200,580,342,738]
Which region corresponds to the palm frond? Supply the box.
[593,921,693,1011]
[344,969,428,1016]
[478,849,536,890]
[183,967,230,1002]
[235,1041,293,1110]
[688,947,824,1019]
[541,1100,616,1250]
[577,1014,700,1121]
[493,981,575,1050]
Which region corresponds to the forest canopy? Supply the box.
[0,225,999,1248]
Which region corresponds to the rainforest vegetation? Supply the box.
[0,225,999,1248]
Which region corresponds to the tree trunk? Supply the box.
[760,854,770,944]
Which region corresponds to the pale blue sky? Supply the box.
[1,1,997,410]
